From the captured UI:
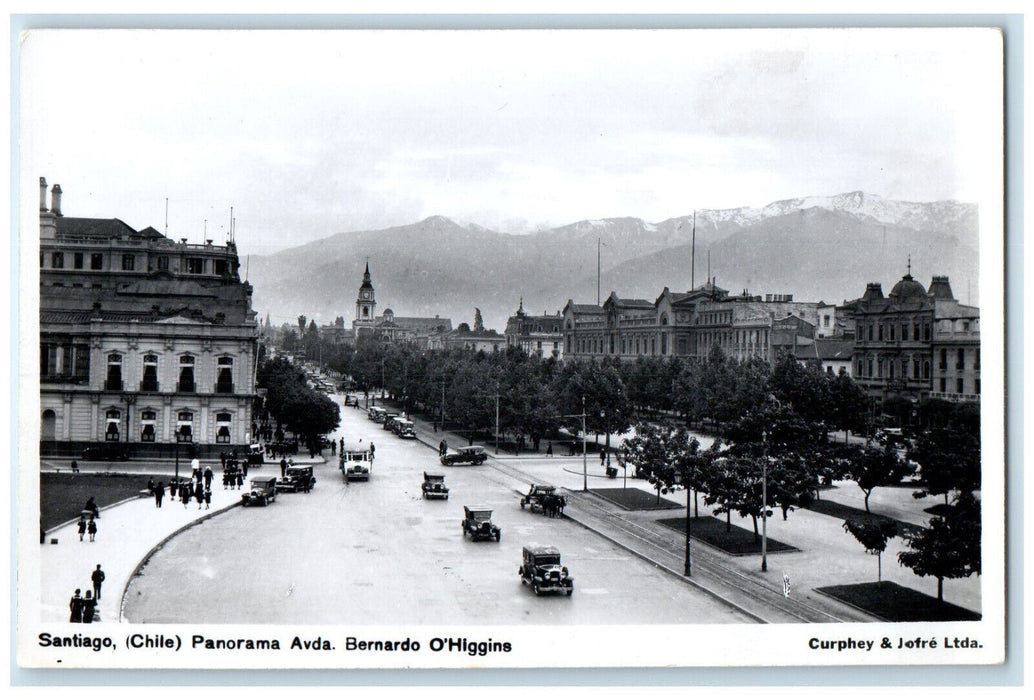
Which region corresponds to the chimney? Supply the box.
[50,184,63,217]
[39,177,48,212]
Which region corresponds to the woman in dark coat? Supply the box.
[77,516,87,542]
[82,591,97,623]
[181,485,191,507]
[69,589,84,622]
[87,517,98,542]
[194,481,204,509]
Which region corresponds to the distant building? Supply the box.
[444,324,507,353]
[38,178,259,458]
[795,337,855,377]
[504,299,563,359]
[350,263,451,346]
[850,268,979,403]
[561,281,819,364]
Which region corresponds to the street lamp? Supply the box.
[582,396,588,492]
[761,430,769,573]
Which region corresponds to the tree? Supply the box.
[846,445,916,513]
[473,308,485,333]
[898,494,981,601]
[828,369,870,441]
[297,315,307,333]
[908,427,981,505]
[843,519,898,581]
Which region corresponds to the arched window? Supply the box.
[140,410,157,442]
[178,356,196,393]
[106,353,123,391]
[142,354,159,391]
[41,409,57,441]
[105,409,121,441]
[216,412,232,444]
[216,356,234,393]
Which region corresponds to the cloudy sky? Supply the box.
[21,28,1001,256]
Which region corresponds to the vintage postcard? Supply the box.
[15,26,1007,672]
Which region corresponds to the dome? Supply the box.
[889,274,927,301]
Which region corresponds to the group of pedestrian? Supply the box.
[542,494,567,518]
[68,565,104,623]
[438,439,449,457]
[222,465,245,490]
[76,513,98,542]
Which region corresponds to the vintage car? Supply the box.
[241,476,278,506]
[394,419,417,439]
[341,442,372,481]
[382,413,400,431]
[519,545,573,596]
[421,472,449,499]
[278,465,316,493]
[367,407,387,422]
[440,445,488,466]
[462,505,501,542]
[81,444,129,461]
[520,484,557,512]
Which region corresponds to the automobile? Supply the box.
[519,545,573,596]
[81,444,129,461]
[382,414,400,431]
[394,419,417,439]
[368,407,387,422]
[421,472,449,499]
[462,505,501,542]
[246,443,265,465]
[241,476,278,506]
[440,445,488,466]
[341,442,372,481]
[278,465,316,493]
[520,484,557,512]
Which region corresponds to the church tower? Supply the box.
[355,261,377,328]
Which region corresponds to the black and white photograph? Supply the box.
[15,22,1008,673]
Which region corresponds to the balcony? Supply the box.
[214,382,235,394]
[177,380,196,393]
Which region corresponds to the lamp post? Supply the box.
[761,429,769,573]
[581,396,588,492]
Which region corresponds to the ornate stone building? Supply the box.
[504,299,563,359]
[351,264,452,347]
[38,178,259,458]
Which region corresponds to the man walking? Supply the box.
[77,515,87,542]
[280,457,288,479]
[87,517,97,542]
[204,466,213,490]
[155,481,164,508]
[91,565,105,601]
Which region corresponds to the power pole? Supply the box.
[494,390,500,455]
[582,396,588,492]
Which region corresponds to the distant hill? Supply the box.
[247,193,980,331]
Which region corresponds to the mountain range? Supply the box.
[246,192,979,332]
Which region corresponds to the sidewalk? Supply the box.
[39,482,246,623]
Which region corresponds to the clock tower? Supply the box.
[355,261,377,327]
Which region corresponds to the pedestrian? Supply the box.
[169,480,177,499]
[204,466,213,489]
[71,459,80,474]
[155,481,164,508]
[222,469,229,489]
[84,497,99,519]
[439,440,446,456]
[69,589,84,623]
[82,591,96,623]
[242,459,249,478]
[220,451,227,469]
[77,516,87,542]
[600,450,606,467]
[181,485,191,507]
[204,488,212,510]
[331,441,336,456]
[147,477,156,495]
[546,442,553,457]
[87,516,97,542]
[369,443,375,461]
[339,438,344,454]
[280,458,287,478]
[91,565,105,601]
[236,471,244,490]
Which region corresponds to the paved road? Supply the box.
[122,400,754,625]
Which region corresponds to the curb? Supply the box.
[118,499,244,623]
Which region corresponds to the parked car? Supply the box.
[422,472,449,499]
[520,484,557,512]
[278,465,316,493]
[81,444,130,461]
[241,476,278,506]
[462,505,501,542]
[368,407,387,422]
[341,442,372,482]
[440,445,487,466]
[394,419,417,439]
[382,413,400,431]
[519,545,573,596]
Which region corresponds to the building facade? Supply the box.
[39,178,260,458]
[351,264,452,347]
[504,299,564,359]
[850,271,979,403]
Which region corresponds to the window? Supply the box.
[141,410,157,442]
[91,253,104,270]
[106,353,123,391]
[215,356,234,393]
[939,377,946,392]
[105,409,121,442]
[913,358,920,379]
[51,251,64,268]
[823,315,831,327]
[178,356,196,393]
[976,378,981,394]
[889,324,895,341]
[74,252,84,269]
[901,323,909,341]
[186,258,204,274]
[157,256,169,271]
[177,411,194,441]
[975,349,981,370]
[216,412,232,444]
[121,254,135,271]
[141,354,159,391]
[923,322,931,341]
[923,361,930,379]
[957,377,964,394]
[939,348,947,370]
[214,259,228,276]
[956,348,965,370]
[913,322,920,340]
